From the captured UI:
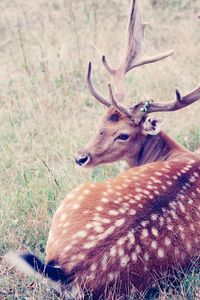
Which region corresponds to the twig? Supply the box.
[17,21,31,77]
[41,159,60,188]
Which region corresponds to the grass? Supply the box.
[0,0,200,299]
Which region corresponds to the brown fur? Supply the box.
[75,108,187,168]
[47,146,200,298]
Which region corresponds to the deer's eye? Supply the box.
[116,133,129,140]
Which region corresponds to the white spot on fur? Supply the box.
[83,241,97,249]
[174,248,179,256]
[157,248,165,258]
[96,206,103,212]
[128,209,136,215]
[63,222,69,228]
[117,237,127,246]
[76,231,87,238]
[135,245,141,254]
[60,213,67,221]
[155,172,162,176]
[94,225,104,233]
[109,210,119,216]
[120,255,130,267]
[151,214,158,221]
[72,203,80,210]
[131,252,137,262]
[119,208,126,214]
[188,198,193,205]
[144,253,149,261]
[134,195,142,201]
[86,223,93,229]
[83,189,90,195]
[118,247,125,257]
[115,218,125,227]
[64,245,73,252]
[127,231,135,246]
[164,237,171,246]
[102,218,111,224]
[151,227,158,236]
[77,253,85,260]
[186,242,192,251]
[66,193,75,200]
[110,246,117,257]
[90,263,97,272]
[151,240,157,249]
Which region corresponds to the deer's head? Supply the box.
[75,0,200,168]
[75,105,164,167]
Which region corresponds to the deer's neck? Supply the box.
[126,131,188,168]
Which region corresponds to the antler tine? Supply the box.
[123,0,174,72]
[146,84,200,114]
[86,62,111,107]
[86,0,174,112]
[123,0,145,73]
[182,84,200,102]
[102,0,174,76]
[100,0,173,105]
[129,11,200,118]
[102,56,115,75]
[128,50,174,70]
[108,84,131,117]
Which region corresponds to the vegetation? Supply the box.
[0,0,200,299]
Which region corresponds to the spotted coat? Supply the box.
[46,153,200,298]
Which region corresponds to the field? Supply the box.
[0,0,200,299]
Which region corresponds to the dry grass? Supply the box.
[0,0,200,299]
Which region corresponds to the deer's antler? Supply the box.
[87,62,111,107]
[87,0,173,107]
[117,83,200,124]
[117,0,173,75]
[144,84,200,113]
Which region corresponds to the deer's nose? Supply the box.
[75,152,91,166]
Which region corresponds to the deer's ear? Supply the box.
[142,117,164,135]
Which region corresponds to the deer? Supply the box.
[5,0,200,299]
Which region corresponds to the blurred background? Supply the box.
[0,0,200,298]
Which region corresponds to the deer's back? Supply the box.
[46,153,200,297]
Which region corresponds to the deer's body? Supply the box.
[46,138,200,298]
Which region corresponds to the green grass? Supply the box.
[0,0,200,299]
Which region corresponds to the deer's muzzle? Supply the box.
[75,151,91,167]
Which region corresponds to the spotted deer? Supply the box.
[5,0,200,299]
